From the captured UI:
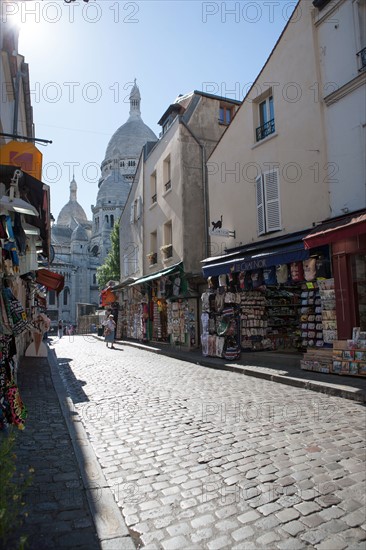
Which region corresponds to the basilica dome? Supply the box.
[102,80,157,163]
[57,177,88,227]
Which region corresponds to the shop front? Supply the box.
[201,229,335,364]
[303,209,366,377]
[126,262,199,349]
[1,165,54,430]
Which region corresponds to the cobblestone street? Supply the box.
[52,336,366,549]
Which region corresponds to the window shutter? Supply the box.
[136,197,142,220]
[130,202,135,224]
[123,254,129,276]
[264,170,281,231]
[255,175,265,236]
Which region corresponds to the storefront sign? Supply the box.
[234,258,268,271]
[0,141,42,180]
[208,228,233,238]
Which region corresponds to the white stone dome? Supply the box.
[57,177,88,226]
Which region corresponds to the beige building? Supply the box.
[201,0,366,359]
[206,0,331,260]
[117,91,240,345]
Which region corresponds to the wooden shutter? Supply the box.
[264,170,281,232]
[255,175,265,236]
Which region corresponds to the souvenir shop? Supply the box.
[201,221,366,378]
[117,262,199,348]
[1,165,60,430]
[200,230,337,360]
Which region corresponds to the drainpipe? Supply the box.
[179,117,209,259]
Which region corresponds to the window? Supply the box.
[255,170,281,235]
[219,104,233,125]
[356,0,366,70]
[148,231,157,265]
[256,95,275,141]
[150,171,157,204]
[161,221,173,259]
[63,287,69,306]
[93,273,97,285]
[110,215,114,228]
[163,155,171,192]
[105,215,109,224]
[48,290,56,306]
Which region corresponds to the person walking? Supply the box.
[57,320,63,339]
[103,314,116,349]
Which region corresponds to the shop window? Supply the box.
[163,155,171,192]
[150,171,157,204]
[219,104,233,125]
[255,169,281,236]
[255,93,275,142]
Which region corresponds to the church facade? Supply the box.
[47,82,157,327]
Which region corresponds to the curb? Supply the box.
[95,336,366,404]
[47,348,136,550]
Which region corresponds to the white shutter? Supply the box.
[264,170,281,232]
[255,175,265,236]
[136,196,142,220]
[123,254,129,276]
[130,202,135,224]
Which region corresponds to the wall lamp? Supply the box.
[0,169,39,217]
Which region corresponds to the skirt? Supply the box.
[105,330,115,343]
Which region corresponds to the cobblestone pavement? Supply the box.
[51,336,366,550]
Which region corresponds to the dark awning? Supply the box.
[36,269,64,295]
[303,210,366,249]
[131,262,183,286]
[202,242,309,277]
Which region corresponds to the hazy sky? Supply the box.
[11,0,297,220]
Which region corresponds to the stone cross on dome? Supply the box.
[129,78,141,118]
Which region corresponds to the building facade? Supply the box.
[200,0,366,371]
[117,91,241,346]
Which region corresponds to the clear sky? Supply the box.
[11,0,297,220]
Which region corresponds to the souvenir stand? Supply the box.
[201,255,337,362]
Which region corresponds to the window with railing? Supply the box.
[147,231,157,266]
[357,47,366,70]
[163,155,171,193]
[256,95,275,142]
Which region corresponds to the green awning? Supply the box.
[130,262,183,286]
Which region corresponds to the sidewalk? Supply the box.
[109,336,366,404]
[10,351,135,550]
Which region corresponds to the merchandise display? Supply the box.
[332,332,366,376]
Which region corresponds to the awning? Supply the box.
[36,269,64,295]
[304,210,366,249]
[131,262,183,286]
[202,242,310,277]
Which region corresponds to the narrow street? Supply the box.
[51,335,366,549]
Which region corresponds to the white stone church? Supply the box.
[47,82,157,326]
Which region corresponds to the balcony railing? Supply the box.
[151,194,157,204]
[165,180,171,192]
[256,118,275,142]
[357,47,366,70]
[160,244,173,259]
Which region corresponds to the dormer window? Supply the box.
[219,104,233,125]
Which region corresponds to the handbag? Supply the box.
[103,327,111,336]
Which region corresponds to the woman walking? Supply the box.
[57,320,63,339]
[103,314,116,349]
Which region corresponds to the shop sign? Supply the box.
[234,258,268,271]
[209,227,233,238]
[0,141,43,180]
